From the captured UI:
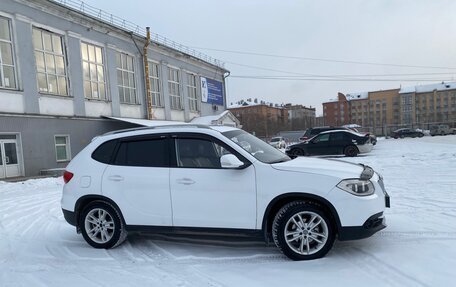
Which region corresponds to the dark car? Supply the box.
[286,130,372,157]
[300,126,377,145]
[299,127,344,141]
[391,128,424,139]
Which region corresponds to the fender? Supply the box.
[261,192,343,241]
[74,195,126,230]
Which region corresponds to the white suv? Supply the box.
[61,125,390,260]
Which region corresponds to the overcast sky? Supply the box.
[85,0,456,115]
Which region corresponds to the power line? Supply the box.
[192,46,456,70]
[231,72,456,78]
[230,75,454,82]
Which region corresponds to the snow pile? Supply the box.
[1,136,456,286]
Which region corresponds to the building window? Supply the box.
[187,73,198,112]
[33,27,67,95]
[81,42,106,100]
[116,52,136,104]
[0,17,16,89]
[148,61,163,107]
[168,67,182,110]
[54,135,71,162]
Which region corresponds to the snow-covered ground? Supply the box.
[1,136,456,286]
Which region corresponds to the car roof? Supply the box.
[96,124,240,142]
[319,129,365,137]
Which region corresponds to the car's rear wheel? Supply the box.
[272,201,335,260]
[80,201,127,249]
[344,145,358,157]
[291,148,304,156]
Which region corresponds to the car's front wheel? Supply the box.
[290,148,304,156]
[80,201,127,249]
[272,201,335,260]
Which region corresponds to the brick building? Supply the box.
[229,102,288,138]
[323,82,456,135]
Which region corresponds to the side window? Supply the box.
[330,132,344,142]
[92,140,117,164]
[313,134,330,143]
[114,138,168,167]
[55,135,71,162]
[176,138,232,168]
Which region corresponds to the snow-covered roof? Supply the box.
[399,82,456,94]
[345,92,368,101]
[228,99,285,109]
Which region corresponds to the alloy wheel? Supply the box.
[283,211,328,255]
[84,208,115,244]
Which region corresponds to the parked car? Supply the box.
[286,130,373,157]
[301,126,377,145]
[299,126,340,141]
[430,125,451,136]
[61,125,389,261]
[347,127,377,145]
[269,136,287,149]
[391,128,424,139]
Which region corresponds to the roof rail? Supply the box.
[102,124,211,136]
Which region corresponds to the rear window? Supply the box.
[91,140,117,164]
[113,138,168,167]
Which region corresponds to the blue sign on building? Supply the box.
[201,77,224,105]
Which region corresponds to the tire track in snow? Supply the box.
[119,238,227,287]
[340,247,429,287]
[375,231,456,241]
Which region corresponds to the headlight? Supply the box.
[337,179,375,196]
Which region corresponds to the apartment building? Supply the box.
[323,82,456,135]
[284,103,316,130]
[400,82,456,125]
[0,0,228,178]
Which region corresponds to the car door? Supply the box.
[102,135,173,226]
[307,133,331,155]
[328,132,346,155]
[169,134,256,229]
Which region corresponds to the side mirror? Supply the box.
[220,154,244,169]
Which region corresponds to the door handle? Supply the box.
[108,175,124,182]
[176,178,195,185]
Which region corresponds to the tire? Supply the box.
[344,145,358,157]
[291,148,304,156]
[393,136,398,139]
[418,133,424,138]
[80,201,127,249]
[272,201,335,261]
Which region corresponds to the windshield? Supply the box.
[270,138,280,142]
[222,130,291,164]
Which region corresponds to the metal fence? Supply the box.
[357,121,456,137]
[50,0,225,68]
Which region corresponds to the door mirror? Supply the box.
[220,154,244,169]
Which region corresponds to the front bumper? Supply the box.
[338,212,386,241]
[62,209,77,226]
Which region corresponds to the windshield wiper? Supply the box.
[269,158,290,164]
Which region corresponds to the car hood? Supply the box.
[271,157,365,179]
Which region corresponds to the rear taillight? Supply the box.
[63,171,74,184]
